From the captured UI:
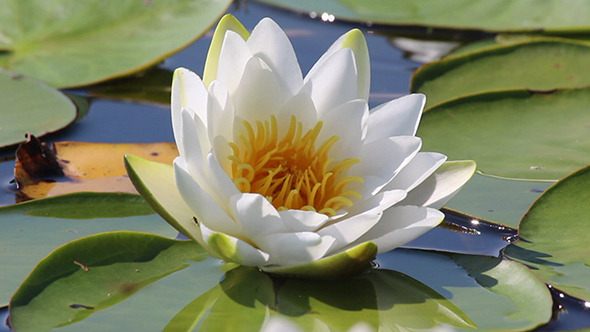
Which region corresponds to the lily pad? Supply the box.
[9,231,207,331]
[417,88,590,181]
[255,0,590,33]
[0,70,76,148]
[0,0,231,88]
[506,165,590,301]
[411,39,590,109]
[0,192,176,305]
[378,249,552,331]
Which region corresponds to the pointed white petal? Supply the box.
[384,152,447,192]
[254,232,335,267]
[231,56,291,124]
[278,210,330,232]
[203,14,250,87]
[353,206,444,254]
[178,109,210,187]
[207,80,234,143]
[275,86,318,134]
[207,152,241,199]
[247,18,303,95]
[174,159,241,237]
[200,222,270,266]
[352,136,421,196]
[364,94,426,143]
[217,30,253,95]
[317,99,368,160]
[318,189,407,254]
[304,48,358,117]
[401,160,477,209]
[229,193,289,237]
[310,29,370,101]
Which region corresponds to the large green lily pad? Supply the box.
[0,70,77,148]
[506,165,590,301]
[9,231,207,331]
[411,39,590,109]
[0,193,176,305]
[0,0,231,88]
[255,0,590,33]
[417,88,590,181]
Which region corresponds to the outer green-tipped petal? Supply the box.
[203,14,250,87]
[124,155,204,246]
[205,228,270,266]
[402,160,477,209]
[261,241,377,279]
[310,28,370,101]
[338,29,370,101]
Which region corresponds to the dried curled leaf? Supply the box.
[14,136,178,202]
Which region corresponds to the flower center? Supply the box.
[228,115,363,216]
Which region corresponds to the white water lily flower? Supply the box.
[125,14,476,278]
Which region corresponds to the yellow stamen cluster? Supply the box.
[228,115,363,216]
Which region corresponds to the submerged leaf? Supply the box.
[14,139,178,202]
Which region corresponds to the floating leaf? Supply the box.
[0,0,231,88]
[15,139,178,201]
[506,165,590,301]
[255,0,590,32]
[411,39,590,109]
[0,70,76,148]
[0,192,176,304]
[417,88,590,181]
[9,231,207,331]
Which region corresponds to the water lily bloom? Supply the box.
[125,14,475,278]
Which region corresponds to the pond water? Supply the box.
[1,1,589,331]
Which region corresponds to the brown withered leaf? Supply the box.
[14,135,178,202]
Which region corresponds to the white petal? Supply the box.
[384,152,447,192]
[171,68,209,153]
[278,210,330,232]
[304,48,358,117]
[200,222,270,266]
[229,193,289,237]
[231,56,291,124]
[217,30,253,94]
[318,189,407,254]
[275,85,318,134]
[247,18,303,95]
[364,94,426,143]
[352,136,422,196]
[174,159,241,237]
[254,232,335,266]
[207,80,234,143]
[178,109,212,191]
[401,160,477,209]
[207,152,241,199]
[353,206,444,254]
[317,99,368,160]
[311,29,370,101]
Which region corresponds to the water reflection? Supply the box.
[164,266,474,331]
